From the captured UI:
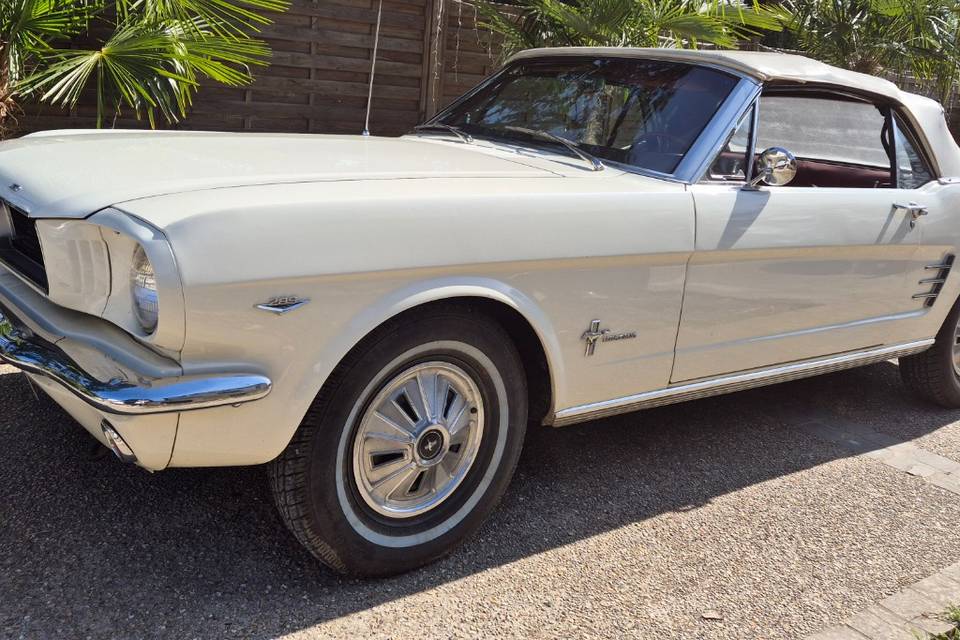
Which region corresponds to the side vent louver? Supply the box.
[913,254,955,307]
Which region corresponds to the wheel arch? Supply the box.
[299,280,564,430]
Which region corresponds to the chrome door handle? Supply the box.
[894,202,928,228]
[894,202,928,216]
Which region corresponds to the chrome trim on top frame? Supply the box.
[550,339,934,427]
[744,97,760,182]
[0,308,272,415]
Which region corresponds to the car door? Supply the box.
[674,91,938,382]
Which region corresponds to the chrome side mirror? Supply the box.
[749,146,798,187]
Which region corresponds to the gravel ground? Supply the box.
[3,360,960,639]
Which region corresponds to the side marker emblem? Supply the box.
[581,319,637,356]
[256,296,310,315]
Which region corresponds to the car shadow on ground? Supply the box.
[2,361,959,638]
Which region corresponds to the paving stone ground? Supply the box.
[3,360,960,639]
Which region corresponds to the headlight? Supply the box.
[130,244,159,333]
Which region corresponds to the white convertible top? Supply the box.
[510,47,902,98]
[509,47,960,177]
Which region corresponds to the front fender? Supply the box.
[169,275,563,467]
[297,276,565,413]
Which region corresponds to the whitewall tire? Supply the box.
[269,303,528,576]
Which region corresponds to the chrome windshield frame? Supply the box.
[423,55,762,185]
[678,78,762,184]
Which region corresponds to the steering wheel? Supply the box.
[631,132,686,154]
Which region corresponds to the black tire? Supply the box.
[268,303,528,577]
[900,297,960,407]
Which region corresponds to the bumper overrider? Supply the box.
[0,302,271,467]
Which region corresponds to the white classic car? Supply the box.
[2,47,960,576]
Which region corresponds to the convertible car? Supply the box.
[2,47,959,576]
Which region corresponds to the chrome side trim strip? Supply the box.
[0,309,272,415]
[551,339,934,427]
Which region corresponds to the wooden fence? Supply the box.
[15,0,504,137]
[14,4,960,140]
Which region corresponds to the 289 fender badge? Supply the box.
[8,184,22,192]
[581,319,637,356]
[255,295,310,314]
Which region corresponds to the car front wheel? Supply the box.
[269,304,528,576]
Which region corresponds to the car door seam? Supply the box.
[668,188,697,385]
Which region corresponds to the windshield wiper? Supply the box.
[413,123,474,144]
[501,125,604,172]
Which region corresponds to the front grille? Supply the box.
[0,202,48,291]
[9,206,43,263]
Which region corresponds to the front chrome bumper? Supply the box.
[0,307,271,415]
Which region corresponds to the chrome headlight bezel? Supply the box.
[131,243,159,334]
[92,209,184,353]
[34,209,185,355]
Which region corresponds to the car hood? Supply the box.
[0,130,558,219]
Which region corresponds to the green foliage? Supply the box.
[474,0,790,60]
[476,0,960,106]
[782,0,960,103]
[922,603,960,639]
[0,0,287,132]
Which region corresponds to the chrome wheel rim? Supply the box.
[352,361,484,519]
[953,319,960,377]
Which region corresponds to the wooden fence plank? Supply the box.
[15,0,507,136]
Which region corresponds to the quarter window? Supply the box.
[708,108,752,181]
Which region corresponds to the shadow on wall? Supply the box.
[1,360,959,638]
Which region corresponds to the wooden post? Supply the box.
[421,0,447,121]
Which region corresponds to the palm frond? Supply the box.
[784,0,960,100]
[2,0,285,131]
[1,0,95,81]
[473,0,788,55]
[116,0,289,35]
[16,18,269,127]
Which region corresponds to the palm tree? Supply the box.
[474,0,789,60]
[0,0,287,137]
[782,0,960,104]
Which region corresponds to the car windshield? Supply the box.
[433,57,739,175]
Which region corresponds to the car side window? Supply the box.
[894,116,934,189]
[754,94,895,188]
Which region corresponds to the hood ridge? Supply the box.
[0,131,554,218]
